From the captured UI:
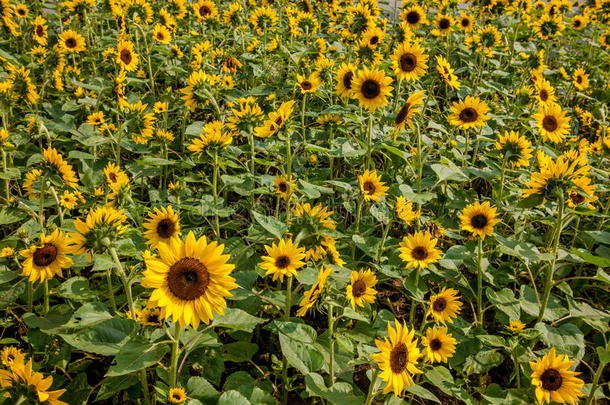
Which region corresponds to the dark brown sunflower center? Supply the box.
[573,20,581,27]
[389,342,409,373]
[361,79,381,99]
[65,38,77,48]
[33,243,58,267]
[120,49,132,65]
[395,103,410,125]
[429,338,442,351]
[7,354,14,361]
[199,6,210,16]
[301,81,312,90]
[459,107,478,123]
[275,255,290,269]
[147,314,160,323]
[36,25,44,37]
[362,181,376,195]
[406,11,420,24]
[278,182,288,192]
[157,218,176,239]
[342,71,353,89]
[439,18,450,29]
[369,35,379,45]
[540,368,563,391]
[399,53,417,72]
[542,115,558,132]
[17,8,26,15]
[461,18,470,27]
[576,76,582,84]
[171,392,183,400]
[539,89,548,101]
[411,246,428,260]
[471,214,488,229]
[157,32,165,40]
[109,172,117,182]
[570,192,585,204]
[167,257,210,301]
[433,297,447,312]
[351,280,367,298]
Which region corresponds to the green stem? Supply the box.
[498,155,508,201]
[43,280,49,314]
[408,268,420,324]
[477,238,484,328]
[512,348,521,388]
[375,219,392,263]
[301,94,307,146]
[281,276,294,405]
[105,269,117,314]
[584,360,605,405]
[416,121,423,193]
[48,186,64,227]
[351,196,364,259]
[366,113,373,170]
[363,370,379,405]
[108,246,136,320]
[169,323,182,387]
[328,303,335,385]
[212,149,220,238]
[27,281,33,312]
[2,149,9,201]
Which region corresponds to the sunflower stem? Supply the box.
[281,276,294,405]
[497,154,508,202]
[139,369,151,405]
[351,196,364,260]
[477,238,484,328]
[375,218,392,263]
[212,149,220,238]
[585,359,605,405]
[105,269,117,314]
[301,93,307,146]
[169,323,182,388]
[27,280,33,312]
[109,246,137,320]
[1,148,9,201]
[43,280,49,314]
[48,186,64,227]
[366,113,373,170]
[512,347,521,389]
[363,369,379,405]
[537,196,564,323]
[327,302,335,385]
[408,268,420,325]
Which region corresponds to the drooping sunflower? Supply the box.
[254,100,296,138]
[142,232,237,328]
[432,13,453,36]
[398,231,442,269]
[529,348,585,404]
[43,147,79,189]
[296,267,332,316]
[459,201,499,238]
[400,5,427,29]
[68,206,129,258]
[359,170,389,202]
[143,206,182,248]
[392,42,428,82]
[259,239,306,282]
[188,121,233,153]
[572,68,589,91]
[116,39,139,72]
[422,326,457,363]
[395,196,421,225]
[426,288,463,325]
[371,320,423,395]
[32,15,48,45]
[436,56,460,90]
[522,155,592,202]
[0,359,67,405]
[448,96,490,129]
[58,29,86,53]
[395,89,425,130]
[296,72,321,94]
[274,175,296,200]
[495,131,533,168]
[351,67,393,111]
[532,103,570,143]
[168,387,187,404]
[153,24,172,44]
[193,0,218,21]
[345,269,377,309]
[334,62,357,98]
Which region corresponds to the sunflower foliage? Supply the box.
[0,0,609,404]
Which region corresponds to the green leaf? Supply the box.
[520,285,568,322]
[486,288,520,320]
[304,372,364,405]
[187,376,221,404]
[431,162,468,183]
[222,342,258,362]
[250,211,287,239]
[217,390,251,405]
[57,277,97,301]
[535,323,585,360]
[106,337,170,376]
[279,333,324,374]
[404,385,441,403]
[596,345,610,364]
[477,335,507,348]
[213,308,266,332]
[59,318,136,356]
[0,207,27,225]
[585,231,610,245]
[594,269,610,284]
[95,375,139,401]
[496,235,551,264]
[571,248,610,268]
[463,350,504,374]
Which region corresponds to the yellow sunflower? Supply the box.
[153,24,172,44]
[400,5,427,29]
[1,346,25,367]
[426,288,463,325]
[32,15,48,45]
[395,89,425,130]
[448,96,490,129]
[249,6,278,34]
[345,269,377,309]
[395,196,421,224]
[58,29,86,53]
[458,13,474,32]
[274,175,296,201]
[351,67,393,111]
[432,14,453,36]
[296,72,321,94]
[193,0,218,21]
[116,39,139,72]
[20,229,72,283]
[392,42,428,81]
[358,170,389,202]
[398,231,442,269]
[60,191,78,209]
[534,78,557,105]
[254,100,296,138]
[335,62,357,98]
[136,307,162,326]
[459,201,499,238]
[68,206,129,258]
[43,147,78,188]
[142,232,237,328]
[371,320,423,395]
[436,56,460,90]
[259,239,306,282]
[533,103,570,143]
[508,320,526,332]
[422,326,457,363]
[143,206,182,248]
[495,131,533,168]
[523,155,593,202]
[0,359,67,405]
[529,348,585,404]
[188,121,233,153]
[168,387,187,404]
[572,68,589,91]
[296,267,332,316]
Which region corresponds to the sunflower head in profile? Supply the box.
[296,72,321,94]
[358,170,389,202]
[435,56,461,90]
[426,287,463,325]
[395,89,426,130]
[392,42,429,82]
[188,121,233,153]
[459,201,499,239]
[422,326,457,363]
[142,232,237,328]
[335,62,357,98]
[68,206,129,259]
[274,175,296,201]
[168,387,187,404]
[0,359,67,405]
[400,5,427,29]
[19,229,72,283]
[495,131,533,168]
[371,320,423,395]
[398,231,443,269]
[143,206,182,248]
[532,103,570,143]
[448,96,490,129]
[529,348,585,405]
[259,238,306,282]
[351,67,393,111]
[523,154,592,202]
[345,269,377,309]
[296,267,332,316]
[58,29,86,53]
[254,100,296,138]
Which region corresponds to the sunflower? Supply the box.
[422,326,457,363]
[69,206,128,258]
[188,121,233,153]
[42,147,79,188]
[60,191,78,209]
[19,229,73,283]
[292,202,336,230]
[168,387,187,404]
[296,267,332,316]
[400,5,427,29]
[448,96,490,129]
[254,100,296,138]
[0,247,14,258]
[395,196,421,224]
[1,346,25,366]
[104,162,129,192]
[458,13,474,31]
[600,29,610,50]
[508,320,526,332]
[32,15,48,45]
[153,24,171,44]
[533,14,564,40]
[358,170,389,202]
[249,6,278,34]
[23,168,43,199]
[345,269,377,309]
[398,231,442,269]
[477,25,502,56]
[459,201,499,238]
[136,307,162,326]
[351,67,393,111]
[335,62,357,98]
[274,175,295,200]
[426,288,463,325]
[523,155,592,201]
[296,72,321,94]
[570,14,587,30]
[87,111,105,126]
[436,56,460,90]
[193,0,218,21]
[572,68,589,91]
[143,206,182,248]
[532,103,570,143]
[259,239,306,282]
[58,29,86,53]
[142,232,237,328]
[363,26,385,48]
[0,359,67,405]
[567,176,597,209]
[495,131,533,168]
[116,39,139,72]
[432,14,453,36]
[371,320,423,395]
[529,348,585,404]
[534,78,556,105]
[395,89,425,130]
[392,42,428,82]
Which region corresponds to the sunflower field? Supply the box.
[1,0,610,404]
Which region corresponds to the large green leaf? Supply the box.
[106,336,169,376]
